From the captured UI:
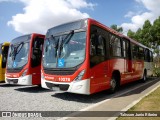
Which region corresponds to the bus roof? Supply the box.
[11,33,44,44]
[88,18,151,50]
[47,18,151,51]
[0,42,10,46]
[46,19,88,37]
[11,34,31,44]
[2,42,10,46]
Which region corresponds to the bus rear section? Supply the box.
[144,48,153,78]
[0,42,10,82]
[41,18,153,95]
[5,33,44,85]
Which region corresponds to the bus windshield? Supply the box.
[7,36,30,69]
[43,31,86,68]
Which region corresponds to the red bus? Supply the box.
[41,18,153,95]
[5,33,44,85]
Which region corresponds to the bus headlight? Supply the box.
[41,70,44,79]
[21,69,28,77]
[74,70,85,82]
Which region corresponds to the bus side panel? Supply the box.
[0,55,4,81]
[90,61,110,94]
[144,61,153,76]
[121,59,144,85]
[31,66,41,85]
[132,60,144,80]
[109,58,125,79]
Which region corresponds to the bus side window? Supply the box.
[31,37,44,67]
[132,44,138,60]
[122,40,126,58]
[90,29,105,68]
[144,49,151,62]
[138,47,144,60]
[110,35,122,57]
[150,51,153,62]
[90,35,95,56]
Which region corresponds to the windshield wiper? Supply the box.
[58,36,63,58]
[11,42,24,60]
[16,42,24,54]
[63,30,74,45]
[52,35,59,58]
[58,30,74,58]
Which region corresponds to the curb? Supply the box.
[59,78,160,120]
[108,79,160,120]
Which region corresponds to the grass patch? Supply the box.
[117,87,160,120]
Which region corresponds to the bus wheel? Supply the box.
[109,76,117,93]
[141,70,147,83]
[37,84,41,87]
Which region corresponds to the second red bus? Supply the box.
[5,33,44,85]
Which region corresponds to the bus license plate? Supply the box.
[9,81,14,84]
[52,86,60,91]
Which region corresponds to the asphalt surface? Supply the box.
[0,77,159,120]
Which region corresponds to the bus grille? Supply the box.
[44,70,75,75]
[7,79,18,84]
[45,82,70,91]
[7,69,22,73]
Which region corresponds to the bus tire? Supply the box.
[141,70,147,83]
[109,76,117,93]
[37,84,41,87]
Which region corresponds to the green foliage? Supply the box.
[127,29,135,38]
[110,24,123,33]
[153,67,160,77]
[127,16,160,54]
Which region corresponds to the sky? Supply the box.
[0,0,160,43]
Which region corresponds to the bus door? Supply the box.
[145,49,153,76]
[148,51,153,75]
[122,39,132,78]
[31,36,44,85]
[90,30,107,92]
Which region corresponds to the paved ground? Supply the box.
[63,78,160,120]
[0,77,159,120]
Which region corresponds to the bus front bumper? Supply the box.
[41,78,90,95]
[0,73,5,82]
[5,75,32,85]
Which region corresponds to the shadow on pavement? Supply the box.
[51,77,160,103]
[0,81,5,83]
[0,83,22,87]
[14,86,52,93]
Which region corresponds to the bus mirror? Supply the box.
[1,46,7,56]
[2,46,4,51]
[1,46,4,55]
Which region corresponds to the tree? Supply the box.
[152,16,160,53]
[110,24,123,33]
[141,20,153,48]
[127,16,160,68]
[127,17,160,52]
[127,29,135,39]
[135,28,143,43]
